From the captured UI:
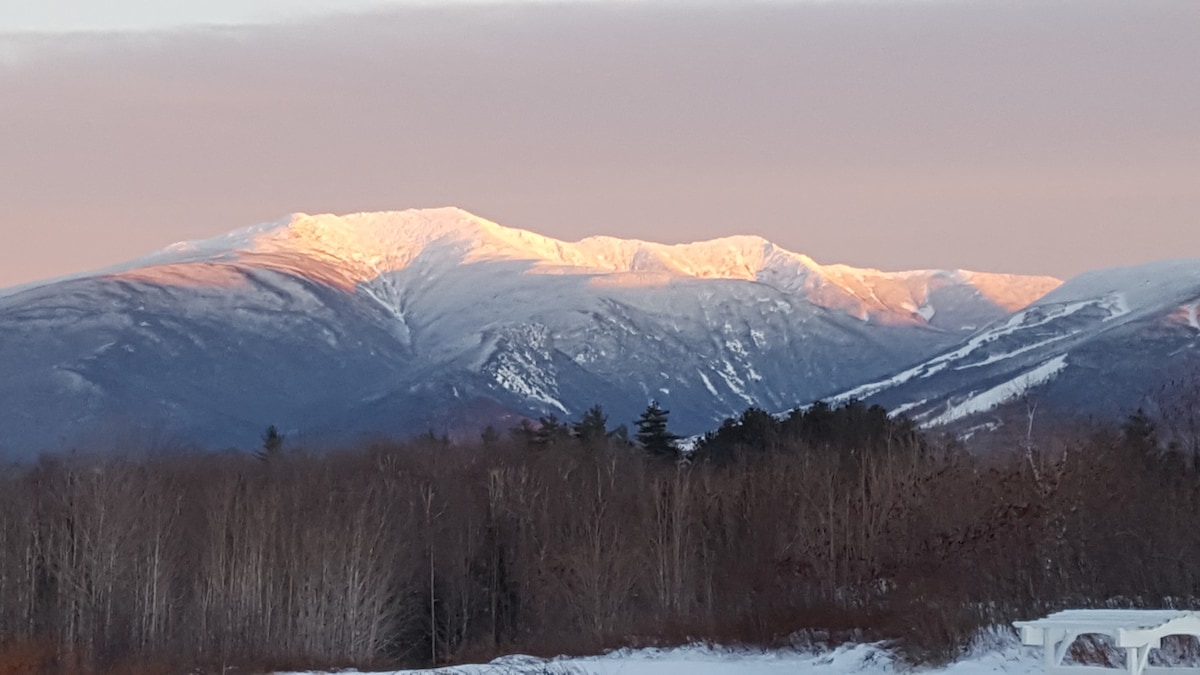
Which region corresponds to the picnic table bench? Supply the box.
[1014,610,1200,675]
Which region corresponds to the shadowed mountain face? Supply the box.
[0,208,1060,456]
[831,259,1200,431]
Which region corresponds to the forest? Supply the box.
[1,399,1199,674]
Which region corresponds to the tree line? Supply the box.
[1,399,1200,673]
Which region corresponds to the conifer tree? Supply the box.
[533,413,571,448]
[257,424,284,462]
[573,405,609,449]
[635,400,679,461]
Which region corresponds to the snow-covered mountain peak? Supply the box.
[140,207,562,288]
[956,270,1068,312]
[255,207,530,272]
[1030,258,1200,310]
[135,209,813,285]
[103,208,1062,331]
[154,209,872,283]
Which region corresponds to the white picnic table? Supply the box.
[1014,610,1200,675]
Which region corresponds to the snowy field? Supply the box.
[280,630,1044,675]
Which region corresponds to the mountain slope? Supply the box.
[833,259,1200,428]
[0,208,1059,455]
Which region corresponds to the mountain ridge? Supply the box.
[0,207,1067,455]
[104,207,1062,331]
[829,257,1200,430]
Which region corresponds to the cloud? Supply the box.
[1,0,427,34]
[1,1,1198,287]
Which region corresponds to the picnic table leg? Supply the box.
[1044,630,1071,675]
[1127,646,1142,675]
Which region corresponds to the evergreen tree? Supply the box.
[572,405,609,449]
[258,425,284,462]
[791,400,834,444]
[533,413,571,448]
[778,399,910,456]
[693,406,779,465]
[635,401,679,461]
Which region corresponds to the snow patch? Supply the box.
[954,335,1069,370]
[276,633,1046,675]
[492,363,567,414]
[888,398,927,417]
[923,355,1069,426]
[717,360,755,405]
[279,643,898,675]
[724,338,748,357]
[834,299,1093,403]
[486,334,567,414]
[53,369,102,395]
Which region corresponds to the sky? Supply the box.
[0,0,1197,288]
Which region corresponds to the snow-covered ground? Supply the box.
[279,631,1044,675]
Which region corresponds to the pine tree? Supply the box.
[258,425,284,462]
[533,413,571,448]
[572,405,609,449]
[693,406,779,465]
[635,401,679,461]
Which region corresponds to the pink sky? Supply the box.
[1,1,1197,288]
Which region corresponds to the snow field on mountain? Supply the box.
[140,208,1059,333]
[924,355,1070,427]
[832,296,1102,405]
[825,256,1200,428]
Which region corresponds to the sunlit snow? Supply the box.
[1183,302,1200,331]
[132,208,1059,329]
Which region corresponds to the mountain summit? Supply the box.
[126,207,1060,330]
[0,208,1060,455]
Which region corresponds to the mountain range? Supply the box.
[1,207,1195,456]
